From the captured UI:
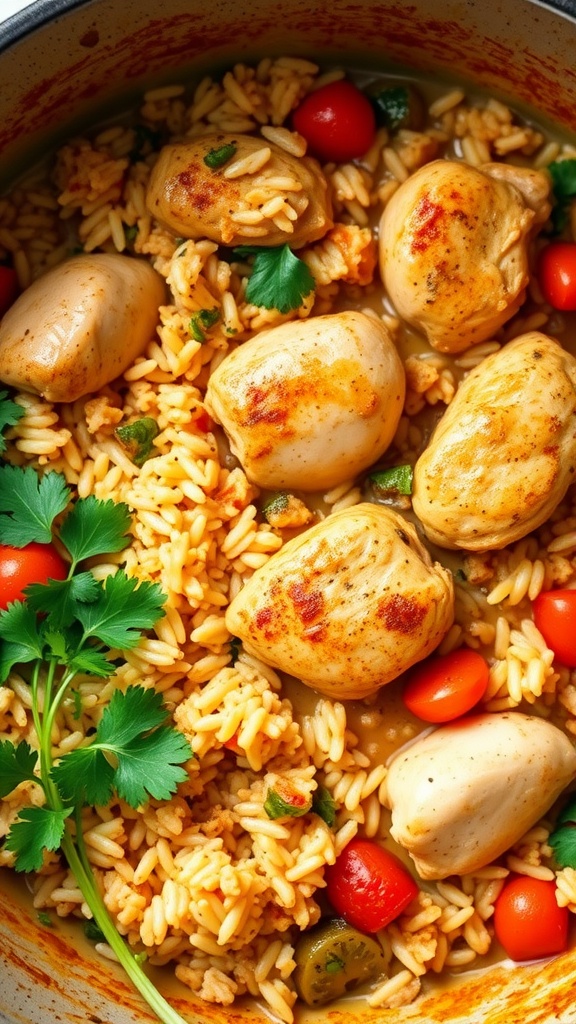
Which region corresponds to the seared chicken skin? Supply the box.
[206,311,405,491]
[225,503,454,699]
[0,253,165,403]
[412,332,576,551]
[379,159,551,353]
[146,132,333,248]
[387,712,576,879]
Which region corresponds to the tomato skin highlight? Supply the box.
[292,80,376,163]
[538,241,576,311]
[0,265,19,317]
[0,542,68,610]
[324,838,418,933]
[533,589,576,668]
[493,876,569,961]
[402,647,489,723]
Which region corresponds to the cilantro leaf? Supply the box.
[370,464,414,496]
[0,740,38,797]
[312,785,336,827]
[0,390,24,453]
[59,495,132,563]
[549,823,576,869]
[557,796,576,826]
[234,244,315,313]
[67,647,119,678]
[26,572,99,629]
[52,686,191,809]
[75,572,165,649]
[0,465,70,546]
[6,806,72,873]
[548,159,576,234]
[0,602,45,681]
[115,418,159,468]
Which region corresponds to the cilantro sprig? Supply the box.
[548,159,576,234]
[234,243,315,313]
[0,465,192,1024]
[549,796,576,868]
[0,390,24,453]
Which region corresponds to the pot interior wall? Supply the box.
[1,0,576,184]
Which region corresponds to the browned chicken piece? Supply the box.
[379,159,551,353]
[205,310,405,491]
[225,503,454,700]
[412,332,576,551]
[145,132,333,248]
[0,253,165,403]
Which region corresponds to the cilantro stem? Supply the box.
[59,823,191,1024]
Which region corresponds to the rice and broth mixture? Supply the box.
[2,55,576,1020]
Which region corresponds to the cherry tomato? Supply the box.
[402,648,489,723]
[0,542,68,610]
[493,876,569,961]
[538,241,576,310]
[292,79,376,163]
[324,838,418,933]
[0,265,19,318]
[533,589,576,668]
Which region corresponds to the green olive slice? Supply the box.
[293,916,387,1006]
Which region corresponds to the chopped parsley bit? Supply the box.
[189,307,221,343]
[312,786,336,827]
[115,416,159,467]
[0,464,192,1024]
[261,491,291,522]
[548,159,576,234]
[203,142,237,169]
[234,243,315,314]
[0,390,24,453]
[84,919,106,943]
[37,911,54,927]
[371,85,410,130]
[549,796,576,867]
[124,224,138,243]
[369,464,413,496]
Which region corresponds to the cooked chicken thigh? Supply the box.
[146,132,333,248]
[386,712,576,879]
[206,310,405,491]
[0,253,165,403]
[379,159,551,353]
[412,332,576,551]
[225,503,454,699]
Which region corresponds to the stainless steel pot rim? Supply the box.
[1,0,576,55]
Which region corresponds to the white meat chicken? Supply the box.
[205,310,405,491]
[379,159,551,353]
[225,503,454,699]
[386,712,576,879]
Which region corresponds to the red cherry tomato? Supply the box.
[0,265,19,317]
[538,241,576,310]
[533,589,576,667]
[402,648,489,723]
[324,838,418,933]
[292,79,376,163]
[0,542,68,610]
[493,876,569,961]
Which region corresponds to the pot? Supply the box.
[1,2,576,1023]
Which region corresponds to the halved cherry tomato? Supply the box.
[292,79,376,163]
[533,589,576,667]
[493,876,569,961]
[401,648,489,723]
[324,838,418,933]
[538,241,576,310]
[0,265,19,318]
[0,542,68,610]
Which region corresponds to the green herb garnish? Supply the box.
[325,953,345,974]
[0,465,192,1024]
[203,142,237,169]
[549,796,576,867]
[124,224,138,244]
[116,417,159,467]
[548,159,576,234]
[312,785,336,828]
[0,390,24,453]
[371,85,410,130]
[189,307,221,343]
[370,464,413,496]
[234,243,315,314]
[37,911,54,927]
[261,492,290,522]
